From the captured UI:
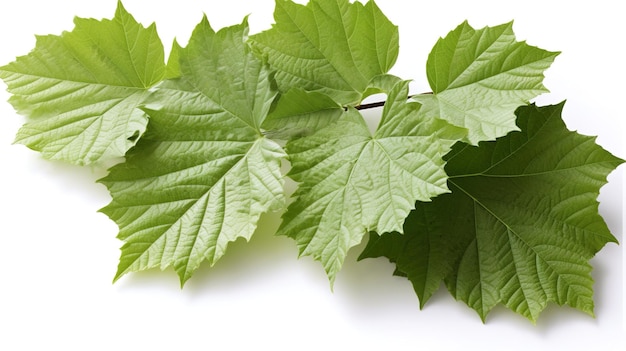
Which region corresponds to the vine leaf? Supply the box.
[0,1,166,165]
[279,78,465,283]
[250,0,399,106]
[99,18,286,285]
[412,21,559,145]
[360,102,624,322]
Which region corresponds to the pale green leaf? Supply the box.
[360,103,623,322]
[412,21,559,144]
[99,18,285,285]
[0,1,165,165]
[279,80,464,282]
[250,0,399,106]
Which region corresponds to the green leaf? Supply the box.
[360,102,623,322]
[263,88,344,140]
[250,0,399,106]
[412,21,559,144]
[0,1,165,165]
[264,74,403,141]
[279,79,465,283]
[99,18,286,285]
[359,204,457,309]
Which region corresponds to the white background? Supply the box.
[0,1,623,350]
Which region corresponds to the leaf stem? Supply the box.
[355,93,431,110]
[355,100,386,110]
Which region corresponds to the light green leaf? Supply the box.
[250,0,399,106]
[279,80,464,283]
[360,102,623,322]
[412,21,559,144]
[99,18,285,285]
[0,1,165,165]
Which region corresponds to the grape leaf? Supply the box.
[0,1,165,165]
[250,0,399,106]
[412,21,559,144]
[99,17,286,285]
[279,78,465,283]
[360,102,624,322]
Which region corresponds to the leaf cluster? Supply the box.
[0,0,622,323]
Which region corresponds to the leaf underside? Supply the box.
[0,1,166,165]
[279,79,465,283]
[412,21,559,145]
[99,18,285,285]
[360,102,623,322]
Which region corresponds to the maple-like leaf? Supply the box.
[250,0,399,106]
[412,21,559,144]
[99,18,286,285]
[0,1,165,165]
[360,102,623,322]
[279,77,465,283]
